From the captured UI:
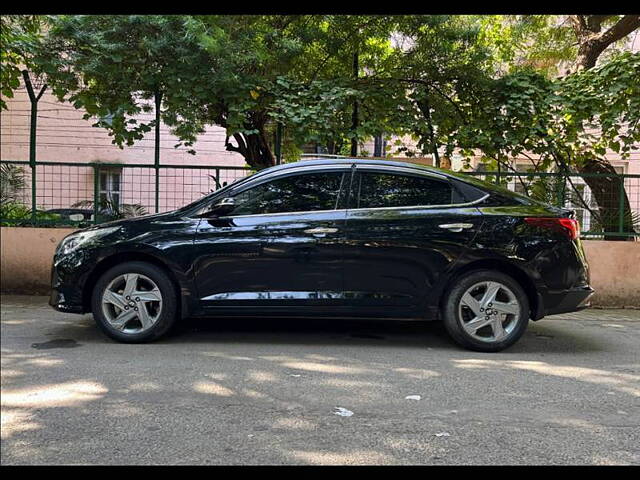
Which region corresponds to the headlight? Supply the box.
[57,227,120,256]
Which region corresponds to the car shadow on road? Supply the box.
[171,316,449,349]
[166,315,607,354]
[32,311,608,354]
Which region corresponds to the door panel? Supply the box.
[343,170,482,316]
[193,171,348,311]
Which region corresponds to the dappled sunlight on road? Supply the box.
[2,380,108,408]
[241,388,269,399]
[391,367,441,379]
[271,417,317,431]
[200,352,256,361]
[246,370,278,383]
[193,380,235,397]
[280,361,371,375]
[1,409,42,440]
[453,359,640,397]
[288,449,394,465]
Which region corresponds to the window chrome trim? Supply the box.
[219,208,346,220]
[353,163,448,180]
[343,193,490,214]
[231,164,353,194]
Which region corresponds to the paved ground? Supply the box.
[1,294,639,465]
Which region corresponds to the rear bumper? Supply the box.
[537,285,594,319]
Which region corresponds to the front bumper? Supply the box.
[49,287,85,313]
[49,251,93,314]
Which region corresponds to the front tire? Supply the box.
[91,261,178,343]
[441,270,530,352]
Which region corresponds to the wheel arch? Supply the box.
[442,259,543,320]
[82,251,188,318]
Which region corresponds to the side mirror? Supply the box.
[206,197,235,217]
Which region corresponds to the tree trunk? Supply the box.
[225,129,276,170]
[578,158,635,240]
[576,40,607,70]
[245,131,276,170]
[416,94,440,168]
[350,49,359,157]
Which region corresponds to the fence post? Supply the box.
[30,165,37,221]
[154,90,162,214]
[275,123,283,165]
[557,170,567,208]
[618,176,625,234]
[214,168,220,190]
[93,164,100,225]
[155,167,160,213]
[22,70,47,220]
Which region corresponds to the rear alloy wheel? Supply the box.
[442,270,530,352]
[91,261,178,343]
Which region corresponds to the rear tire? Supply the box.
[91,261,178,343]
[441,270,530,352]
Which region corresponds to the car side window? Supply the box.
[229,171,345,216]
[355,171,453,208]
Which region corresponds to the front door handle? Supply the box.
[304,227,339,237]
[438,223,474,233]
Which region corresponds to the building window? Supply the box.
[99,169,121,206]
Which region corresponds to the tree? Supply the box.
[35,16,213,151]
[449,52,640,237]
[268,15,405,156]
[0,15,45,110]
[379,15,496,166]
[363,15,638,238]
[34,15,400,169]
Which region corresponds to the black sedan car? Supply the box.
[50,159,593,351]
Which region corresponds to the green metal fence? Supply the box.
[1,159,638,239]
[0,160,252,227]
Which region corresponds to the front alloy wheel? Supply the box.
[101,273,163,334]
[91,261,178,343]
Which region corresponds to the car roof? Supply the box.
[259,157,453,178]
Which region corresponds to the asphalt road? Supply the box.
[1,294,639,465]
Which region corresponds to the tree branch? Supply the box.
[586,15,615,32]
[598,15,640,48]
[394,77,468,123]
[224,134,248,157]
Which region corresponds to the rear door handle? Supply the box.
[304,227,338,237]
[438,223,474,232]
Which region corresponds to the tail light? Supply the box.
[524,217,580,241]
